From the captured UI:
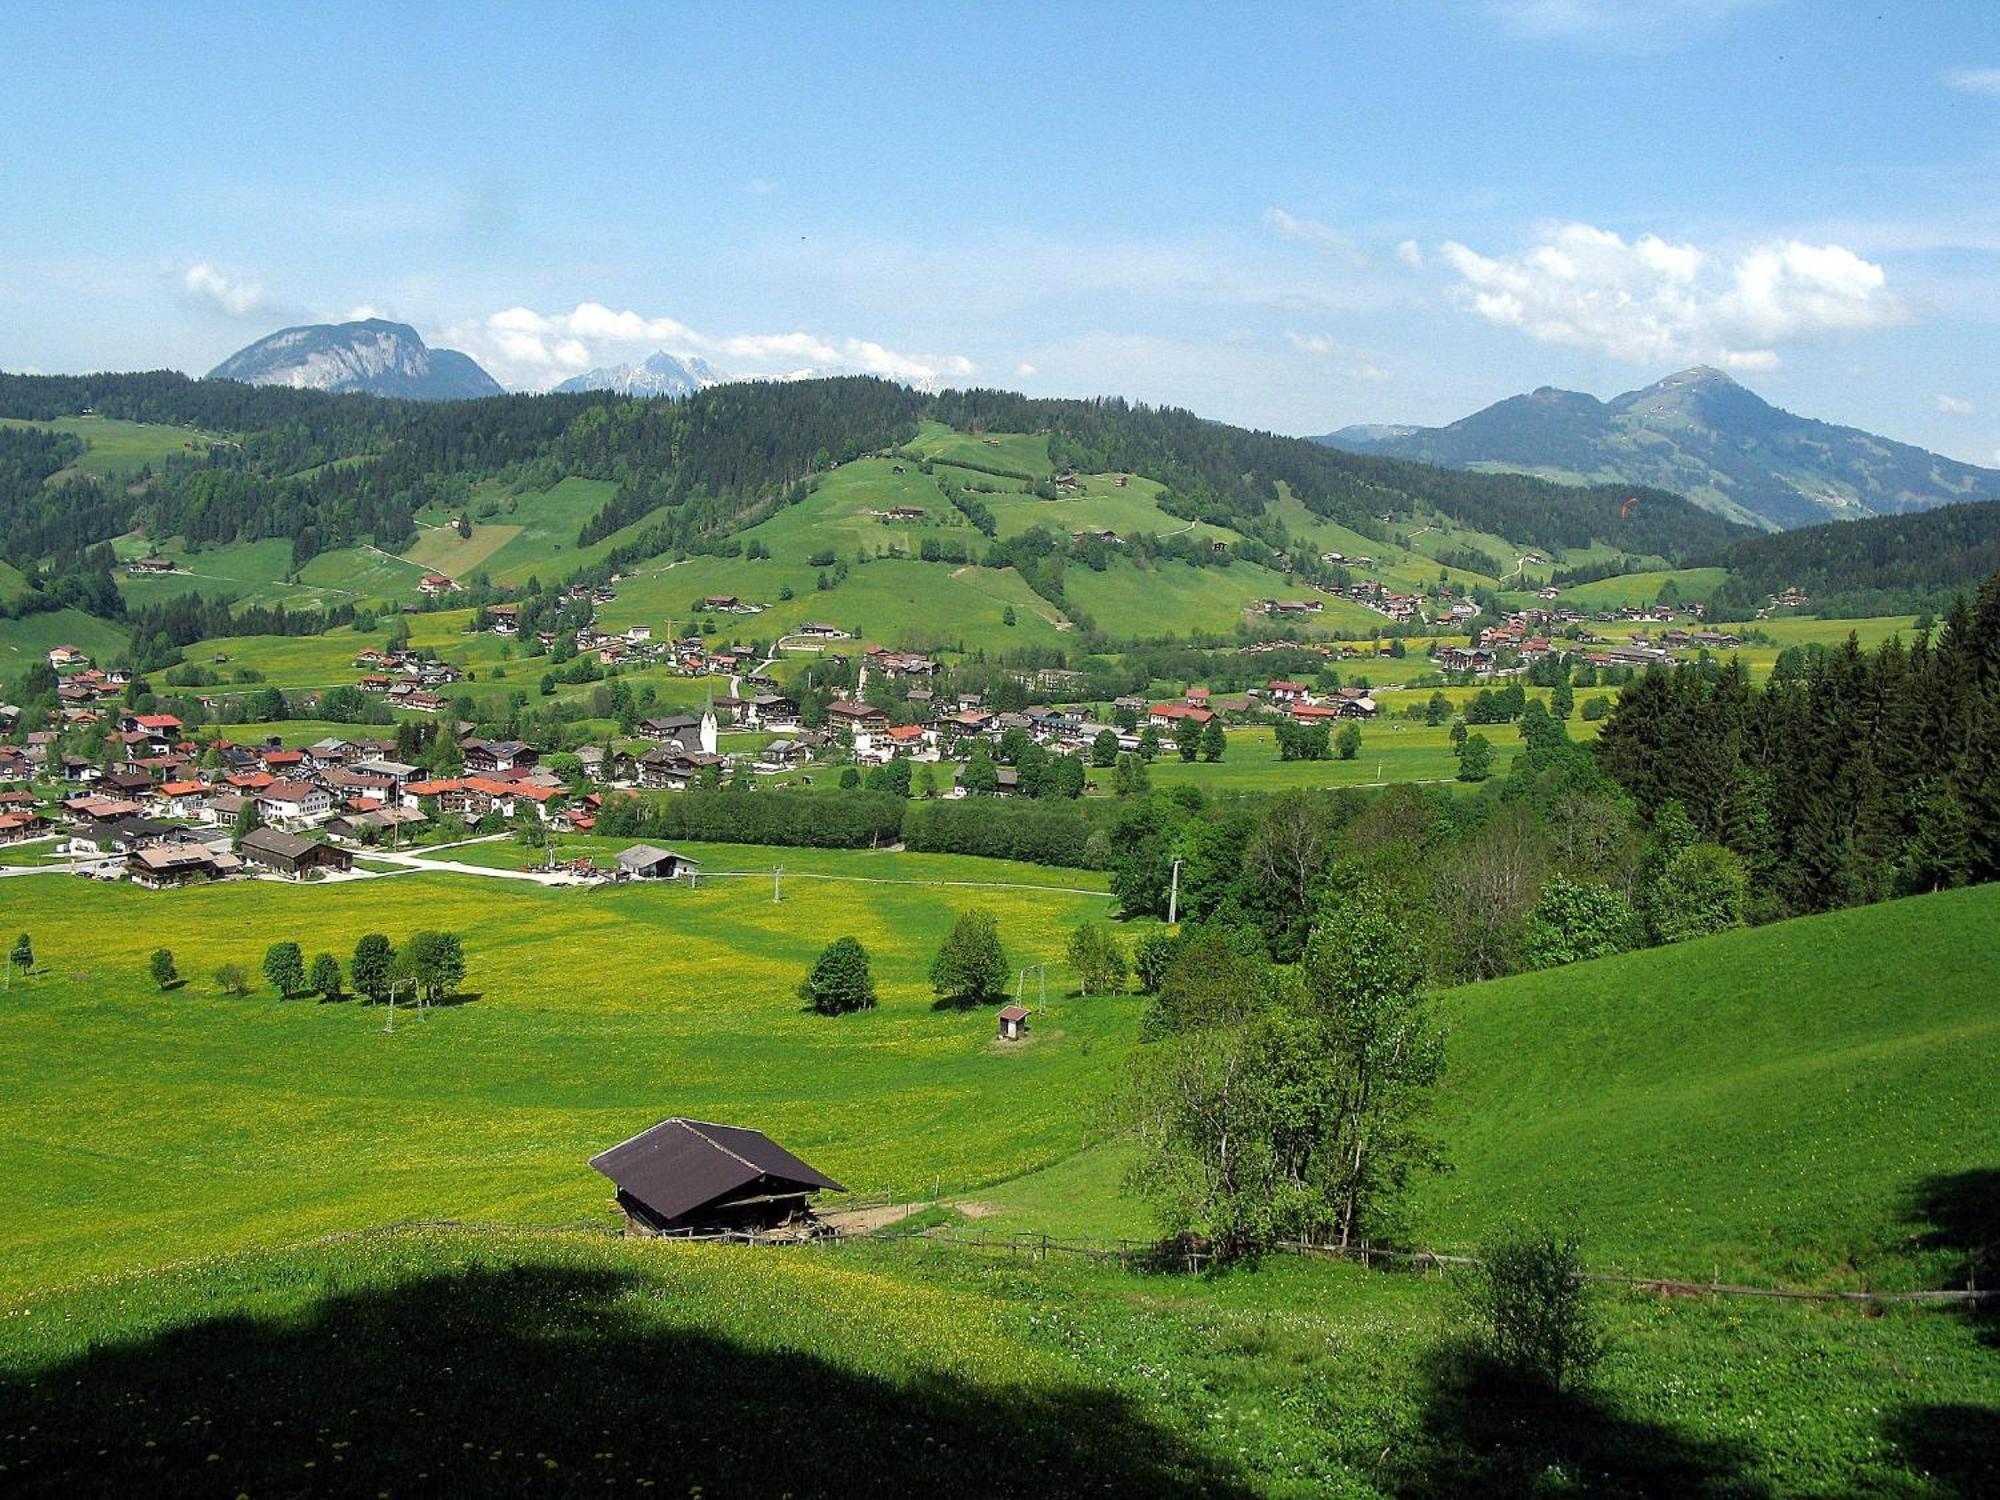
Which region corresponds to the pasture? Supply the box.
[0,860,1137,1294]
[0,609,130,673]
[0,413,221,480]
[908,419,1054,478]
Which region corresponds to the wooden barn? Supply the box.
[614,843,700,880]
[589,1118,845,1236]
[238,827,354,879]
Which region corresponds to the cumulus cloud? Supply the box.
[1434,222,1904,367]
[1944,67,2000,96]
[1395,239,1425,269]
[180,260,269,317]
[1015,362,1038,377]
[456,301,973,389]
[1937,394,1975,415]
[1264,208,1369,266]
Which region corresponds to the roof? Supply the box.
[998,1004,1031,1022]
[589,1118,843,1222]
[239,827,323,861]
[616,843,699,872]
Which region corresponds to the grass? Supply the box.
[1408,883,2000,1288]
[0,861,1140,1294]
[1062,557,1383,637]
[0,1224,1988,1498]
[1076,715,1600,794]
[0,609,131,677]
[1,414,224,480]
[1501,566,1731,611]
[909,419,1054,478]
[409,475,641,587]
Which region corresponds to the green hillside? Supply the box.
[0,607,130,668]
[0,413,223,480]
[1412,885,2000,1286]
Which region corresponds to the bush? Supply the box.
[213,963,250,997]
[1466,1226,1604,1393]
[1647,843,1747,944]
[149,948,177,990]
[797,936,878,1015]
[1522,879,1638,969]
[1064,922,1128,995]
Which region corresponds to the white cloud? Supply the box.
[180,260,269,317]
[1015,362,1038,377]
[346,303,386,321]
[1944,67,2000,96]
[745,177,778,195]
[1937,394,1975,415]
[1434,222,1904,366]
[1264,208,1368,266]
[1396,239,1425,269]
[1284,331,1390,381]
[453,301,973,390]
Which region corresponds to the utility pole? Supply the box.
[1167,858,1183,925]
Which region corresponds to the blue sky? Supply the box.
[4,0,1998,461]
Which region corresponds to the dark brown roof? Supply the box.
[588,1118,843,1222]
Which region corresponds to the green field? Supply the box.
[0,861,1135,1294]
[908,419,1054,478]
[0,608,130,671]
[1,413,224,480]
[0,853,1993,1495]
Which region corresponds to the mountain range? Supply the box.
[552,350,731,398]
[1318,367,2000,531]
[207,319,504,400]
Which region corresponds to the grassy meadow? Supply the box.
[0,413,223,480]
[0,860,1137,1295]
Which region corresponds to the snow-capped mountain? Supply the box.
[552,351,731,398]
[208,319,503,400]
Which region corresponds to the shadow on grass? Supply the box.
[931,993,996,1013]
[1881,1171,2000,1494]
[1902,1167,1999,1346]
[1386,1342,1769,1499]
[0,1262,1251,1499]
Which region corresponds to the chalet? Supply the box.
[154,780,214,818]
[614,844,701,881]
[749,693,799,727]
[461,738,539,774]
[208,792,250,828]
[47,645,88,669]
[305,737,358,766]
[239,827,354,879]
[827,700,889,735]
[327,806,428,840]
[882,723,933,756]
[997,1004,1031,1042]
[1265,679,1312,705]
[758,738,811,769]
[129,843,241,888]
[1265,599,1324,617]
[1147,702,1214,728]
[884,505,928,521]
[126,555,177,574]
[866,646,939,678]
[0,809,50,844]
[795,622,847,639]
[1436,646,1498,675]
[639,712,718,755]
[418,573,457,595]
[1071,527,1120,544]
[589,1117,843,1236]
[257,780,332,826]
[348,757,421,788]
[120,712,184,736]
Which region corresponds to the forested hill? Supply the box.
[0,371,1748,613]
[1705,500,2000,618]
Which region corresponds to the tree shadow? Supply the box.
[1879,1171,2000,1494]
[1900,1168,1999,1347]
[0,1261,1250,1499]
[1878,1404,1998,1497]
[1386,1341,1770,1499]
[931,993,995,1012]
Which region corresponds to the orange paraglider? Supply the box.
[1619,496,1639,520]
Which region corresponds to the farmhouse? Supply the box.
[827,700,889,734]
[418,573,457,595]
[589,1117,845,1236]
[128,843,241,889]
[239,827,354,879]
[1147,702,1214,728]
[615,844,701,880]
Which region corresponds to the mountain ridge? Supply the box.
[1318,367,2000,531]
[553,350,731,398]
[208,319,503,401]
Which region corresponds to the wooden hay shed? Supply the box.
[589,1118,844,1236]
